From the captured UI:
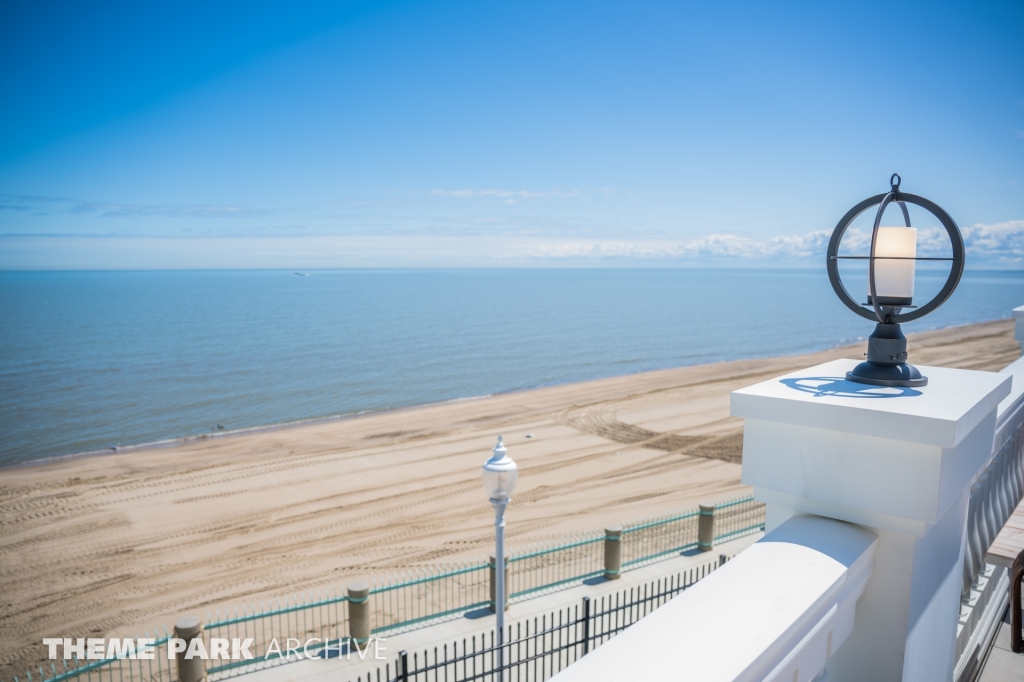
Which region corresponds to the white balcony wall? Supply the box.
[550,515,876,682]
[553,316,1021,682]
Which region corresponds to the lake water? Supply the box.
[1,268,1022,466]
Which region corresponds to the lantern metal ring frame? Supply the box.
[826,174,965,387]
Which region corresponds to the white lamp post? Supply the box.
[482,435,518,682]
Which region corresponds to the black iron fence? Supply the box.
[348,556,726,682]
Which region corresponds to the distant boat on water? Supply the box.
[293,272,308,277]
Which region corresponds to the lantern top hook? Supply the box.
[890,173,901,194]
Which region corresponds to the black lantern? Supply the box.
[826,174,965,387]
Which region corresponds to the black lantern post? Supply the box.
[826,174,965,387]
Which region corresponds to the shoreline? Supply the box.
[8,316,1013,472]
[0,318,1018,681]
[4,391,499,471]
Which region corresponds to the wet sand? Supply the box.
[0,319,1018,679]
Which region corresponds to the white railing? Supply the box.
[551,515,877,682]
[954,350,1024,680]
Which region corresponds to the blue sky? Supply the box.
[1,0,1022,269]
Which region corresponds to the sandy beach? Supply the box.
[0,319,1019,679]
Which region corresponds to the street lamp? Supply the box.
[826,174,965,387]
[482,435,517,681]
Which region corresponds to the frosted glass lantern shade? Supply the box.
[482,435,518,501]
[482,466,518,500]
[868,227,917,304]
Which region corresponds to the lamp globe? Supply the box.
[482,435,518,502]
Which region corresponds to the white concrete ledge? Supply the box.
[995,355,1024,446]
[551,515,877,682]
[731,359,1010,449]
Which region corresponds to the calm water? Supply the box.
[1,268,1022,466]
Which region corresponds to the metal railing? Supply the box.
[620,493,761,568]
[11,494,763,682]
[23,632,175,682]
[372,561,491,635]
[508,532,604,600]
[346,557,725,682]
[345,494,765,648]
[205,589,352,677]
[713,496,767,543]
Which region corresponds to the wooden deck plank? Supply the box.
[986,497,1024,568]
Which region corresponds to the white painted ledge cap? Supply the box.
[730,359,1010,448]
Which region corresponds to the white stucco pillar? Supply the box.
[1013,305,1024,347]
[732,359,1010,682]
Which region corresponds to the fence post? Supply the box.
[698,502,715,551]
[398,650,409,682]
[173,616,206,682]
[489,554,509,612]
[347,581,371,649]
[603,524,622,579]
[581,596,591,655]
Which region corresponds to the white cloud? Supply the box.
[3,216,1021,269]
[961,220,1024,260]
[429,188,584,203]
[511,220,1024,265]
[516,231,834,260]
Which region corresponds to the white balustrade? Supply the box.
[954,352,1024,680]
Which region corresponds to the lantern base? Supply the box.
[846,361,928,387]
[846,322,928,386]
